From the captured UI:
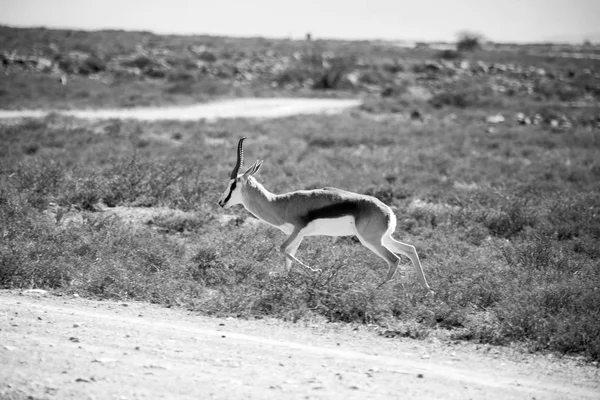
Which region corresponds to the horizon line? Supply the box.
[1,23,597,46]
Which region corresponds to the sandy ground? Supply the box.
[1,290,598,400]
[0,98,361,121]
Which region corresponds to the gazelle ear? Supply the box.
[242,160,263,177]
[242,161,258,178]
[251,160,263,176]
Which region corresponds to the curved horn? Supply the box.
[230,137,246,179]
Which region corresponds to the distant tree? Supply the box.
[456,31,483,52]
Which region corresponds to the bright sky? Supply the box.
[1,0,599,43]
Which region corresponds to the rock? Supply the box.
[486,114,505,124]
[22,289,49,297]
[559,117,572,129]
[516,112,531,125]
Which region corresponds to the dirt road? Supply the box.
[0,98,361,121]
[1,291,598,400]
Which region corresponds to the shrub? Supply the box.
[482,198,535,238]
[381,62,404,74]
[437,49,462,60]
[55,55,79,74]
[429,89,478,108]
[456,32,482,52]
[498,235,600,358]
[121,55,159,71]
[165,82,194,95]
[533,79,582,102]
[79,56,106,75]
[358,69,387,85]
[198,51,217,63]
[167,70,196,83]
[274,65,315,87]
[312,69,353,90]
[145,68,166,79]
[428,82,499,109]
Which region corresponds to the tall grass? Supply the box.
[1,112,599,360]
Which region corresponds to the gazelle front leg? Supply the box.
[280,230,321,273]
[284,237,303,271]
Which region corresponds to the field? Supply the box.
[1,26,599,362]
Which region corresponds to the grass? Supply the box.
[1,106,599,361]
[0,72,238,110]
[1,25,599,362]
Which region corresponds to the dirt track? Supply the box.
[1,291,598,400]
[0,98,361,121]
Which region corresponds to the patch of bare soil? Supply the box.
[1,290,598,400]
[0,98,361,121]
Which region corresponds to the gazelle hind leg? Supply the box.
[354,231,401,287]
[383,235,431,291]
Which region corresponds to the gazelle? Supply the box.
[218,137,432,292]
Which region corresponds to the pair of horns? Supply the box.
[230,137,246,179]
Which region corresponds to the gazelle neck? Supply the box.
[241,177,285,226]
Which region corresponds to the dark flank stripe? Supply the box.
[301,201,360,224]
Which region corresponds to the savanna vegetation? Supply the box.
[1,26,599,362]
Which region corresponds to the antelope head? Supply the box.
[218,137,263,209]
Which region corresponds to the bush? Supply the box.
[121,55,160,71]
[312,69,353,90]
[55,55,79,74]
[429,89,478,108]
[167,70,196,83]
[274,65,315,87]
[533,79,582,102]
[437,49,462,60]
[456,32,482,52]
[498,235,600,357]
[198,51,217,63]
[79,56,106,75]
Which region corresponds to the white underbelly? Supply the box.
[303,216,357,237]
